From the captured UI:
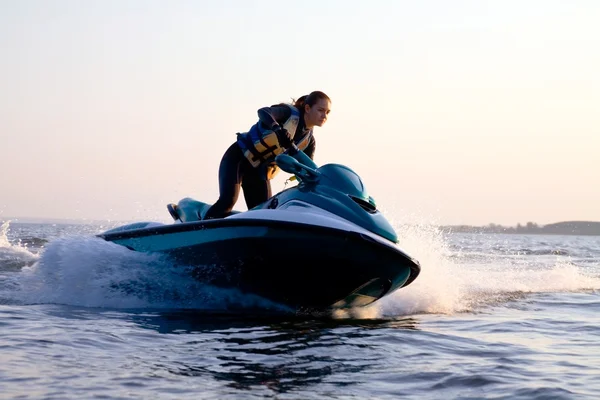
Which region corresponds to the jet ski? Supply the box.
[98,149,421,312]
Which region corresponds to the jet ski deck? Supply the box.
[100,216,419,310]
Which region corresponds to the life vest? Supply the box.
[237,105,311,168]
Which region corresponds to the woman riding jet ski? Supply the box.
[99,92,421,312]
[200,90,332,220]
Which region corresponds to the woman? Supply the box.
[203,90,332,220]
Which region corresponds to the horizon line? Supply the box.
[1,216,599,227]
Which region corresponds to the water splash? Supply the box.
[376,222,463,317]
[0,220,12,248]
[3,216,599,318]
[0,221,39,271]
[368,220,600,318]
[328,201,600,320]
[7,235,289,311]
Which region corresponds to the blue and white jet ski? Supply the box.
[98,150,421,312]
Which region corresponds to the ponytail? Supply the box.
[292,91,330,113]
[293,95,308,109]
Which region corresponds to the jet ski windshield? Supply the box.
[317,164,373,205]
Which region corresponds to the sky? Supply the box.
[1,0,599,226]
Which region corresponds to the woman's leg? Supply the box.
[203,143,246,219]
[241,167,272,210]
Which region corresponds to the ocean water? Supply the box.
[1,219,599,399]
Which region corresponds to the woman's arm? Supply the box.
[257,104,292,130]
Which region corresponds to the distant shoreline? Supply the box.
[441,221,600,236]
[2,217,600,236]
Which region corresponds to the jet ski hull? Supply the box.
[99,218,420,311]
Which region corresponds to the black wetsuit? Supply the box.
[203,105,316,220]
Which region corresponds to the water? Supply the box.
[1,219,599,399]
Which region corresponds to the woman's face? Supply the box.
[304,98,331,128]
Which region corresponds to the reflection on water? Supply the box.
[126,310,420,393]
[128,309,420,333]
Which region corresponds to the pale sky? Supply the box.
[1,0,599,226]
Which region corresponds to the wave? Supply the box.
[2,219,599,319]
[341,221,600,319]
[498,248,571,256]
[16,236,49,248]
[2,235,290,312]
[449,244,572,257]
[0,221,39,272]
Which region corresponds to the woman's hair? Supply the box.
[293,91,331,111]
